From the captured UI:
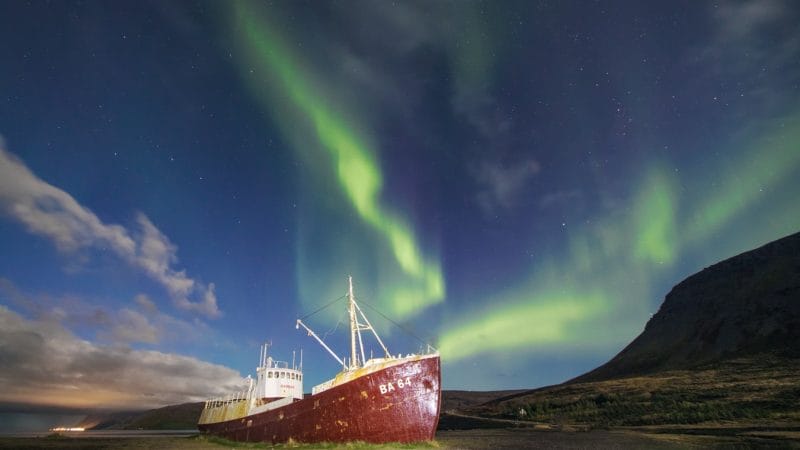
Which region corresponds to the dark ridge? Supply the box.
[78,402,203,430]
[77,410,143,430]
[441,389,529,411]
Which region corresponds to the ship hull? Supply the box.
[198,355,440,443]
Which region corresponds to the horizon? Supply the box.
[1,0,799,414]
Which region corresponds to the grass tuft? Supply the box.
[191,434,439,449]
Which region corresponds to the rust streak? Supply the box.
[379,402,394,411]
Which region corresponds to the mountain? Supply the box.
[575,231,800,382]
[453,232,800,428]
[78,402,203,430]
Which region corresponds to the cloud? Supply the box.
[0,145,220,318]
[110,307,159,344]
[473,159,540,216]
[103,293,214,345]
[713,0,786,41]
[0,304,242,410]
[134,293,158,315]
[708,0,800,70]
[690,0,800,110]
[538,189,583,209]
[0,279,212,346]
[133,214,219,317]
[0,277,39,313]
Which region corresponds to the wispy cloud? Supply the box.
[108,307,159,344]
[473,159,541,216]
[691,0,800,110]
[0,304,241,410]
[713,0,786,41]
[102,293,209,346]
[0,278,212,346]
[0,145,220,318]
[538,189,583,210]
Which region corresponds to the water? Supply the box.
[0,412,85,434]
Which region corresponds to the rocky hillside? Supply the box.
[576,231,800,382]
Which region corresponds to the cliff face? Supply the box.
[576,231,800,382]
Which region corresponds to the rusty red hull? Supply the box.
[198,355,440,443]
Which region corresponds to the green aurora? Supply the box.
[229,3,444,319]
[440,112,800,364]
[2,0,800,407]
[226,1,800,367]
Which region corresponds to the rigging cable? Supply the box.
[297,294,347,322]
[322,310,346,341]
[357,297,435,349]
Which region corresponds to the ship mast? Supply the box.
[297,276,392,371]
[348,275,359,369]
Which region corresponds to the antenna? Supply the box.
[260,341,272,367]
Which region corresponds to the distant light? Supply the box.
[50,427,85,432]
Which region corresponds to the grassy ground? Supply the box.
[0,434,442,449]
[0,435,439,449]
[1,429,798,449]
[464,356,800,428]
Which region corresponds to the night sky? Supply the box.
[1,0,799,411]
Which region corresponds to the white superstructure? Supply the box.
[198,343,303,425]
[254,345,303,401]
